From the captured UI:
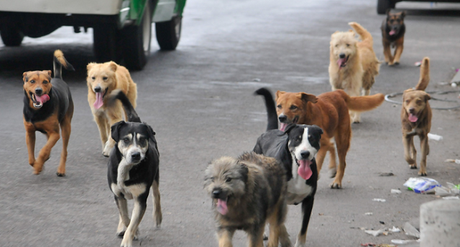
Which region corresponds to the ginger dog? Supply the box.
[276,89,384,188]
[381,10,406,66]
[87,61,137,156]
[329,22,380,123]
[401,57,431,176]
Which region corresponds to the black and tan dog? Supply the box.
[254,88,323,247]
[22,50,74,176]
[107,90,161,247]
[204,152,291,247]
[381,10,406,66]
[401,57,431,176]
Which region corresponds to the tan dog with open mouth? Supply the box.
[329,22,380,123]
[401,57,431,176]
[87,61,137,156]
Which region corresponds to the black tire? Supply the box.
[1,26,24,46]
[377,0,395,15]
[155,15,182,51]
[93,25,122,63]
[121,0,152,70]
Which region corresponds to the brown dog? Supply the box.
[87,61,137,156]
[381,10,406,66]
[22,50,74,176]
[401,57,431,176]
[329,22,381,123]
[276,90,384,188]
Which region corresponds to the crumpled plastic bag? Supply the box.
[403,177,440,193]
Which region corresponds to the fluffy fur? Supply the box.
[22,50,74,176]
[381,10,406,66]
[329,22,381,123]
[401,57,432,176]
[87,61,137,156]
[204,152,290,247]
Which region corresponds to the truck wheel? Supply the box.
[1,26,24,46]
[155,15,182,50]
[93,25,122,63]
[377,0,395,14]
[122,0,152,70]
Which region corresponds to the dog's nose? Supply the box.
[409,108,415,114]
[94,86,102,93]
[131,152,141,162]
[35,88,43,95]
[301,151,310,159]
[279,115,287,123]
[212,188,222,198]
[339,53,346,59]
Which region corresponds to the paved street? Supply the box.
[1,0,460,246]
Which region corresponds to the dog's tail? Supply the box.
[349,22,373,44]
[254,88,278,131]
[53,50,75,79]
[415,57,430,91]
[111,90,141,123]
[337,89,385,112]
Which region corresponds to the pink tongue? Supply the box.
[94,92,103,109]
[216,199,228,215]
[337,58,347,67]
[280,123,288,132]
[36,94,50,104]
[298,159,313,180]
[409,114,418,123]
[389,30,396,35]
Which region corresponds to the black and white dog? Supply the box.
[253,88,323,247]
[107,91,162,247]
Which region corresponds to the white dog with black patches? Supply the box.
[107,91,161,247]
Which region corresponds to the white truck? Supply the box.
[0,0,186,70]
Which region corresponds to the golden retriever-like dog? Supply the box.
[87,61,137,156]
[401,57,431,176]
[329,22,380,123]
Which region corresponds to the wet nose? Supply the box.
[301,151,310,159]
[35,88,43,95]
[212,188,222,198]
[279,114,287,123]
[409,108,415,114]
[131,152,141,162]
[94,86,102,93]
[339,53,346,59]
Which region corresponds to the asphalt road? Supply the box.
[1,0,460,246]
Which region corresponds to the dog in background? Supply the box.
[87,61,137,156]
[107,91,161,247]
[329,22,380,123]
[275,89,384,189]
[22,50,74,176]
[401,57,431,176]
[254,87,323,247]
[381,10,406,66]
[204,152,290,247]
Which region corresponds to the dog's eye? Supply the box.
[30,80,35,84]
[91,76,95,80]
[290,105,298,110]
[226,177,232,183]
[405,100,410,104]
[277,104,282,109]
[416,100,422,105]
[123,137,130,144]
[103,77,108,81]
[346,44,350,47]
[42,80,49,84]
[335,44,338,47]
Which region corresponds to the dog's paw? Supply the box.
[394,61,400,65]
[409,164,417,169]
[56,172,66,177]
[329,168,337,178]
[117,230,125,238]
[330,181,342,189]
[418,171,427,176]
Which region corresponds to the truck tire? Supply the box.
[155,15,182,51]
[1,26,24,46]
[377,0,395,15]
[122,0,152,70]
[93,25,122,63]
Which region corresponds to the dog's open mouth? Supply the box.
[389,29,397,36]
[408,113,418,123]
[337,55,349,68]
[216,197,228,215]
[29,92,50,108]
[279,116,299,131]
[296,157,313,180]
[93,88,108,109]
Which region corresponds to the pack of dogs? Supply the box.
[21,10,434,247]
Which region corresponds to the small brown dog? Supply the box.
[401,57,431,176]
[381,10,406,66]
[86,61,137,156]
[204,152,290,247]
[22,50,74,176]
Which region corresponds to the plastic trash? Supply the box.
[445,159,460,164]
[403,177,441,194]
[390,226,401,233]
[391,189,401,194]
[403,222,420,238]
[364,229,386,237]
[391,239,417,244]
[442,196,459,200]
[373,198,386,202]
[427,133,443,141]
[435,182,460,197]
[364,212,373,216]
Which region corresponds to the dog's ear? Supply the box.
[386,9,391,17]
[86,62,95,71]
[401,11,406,18]
[276,90,285,100]
[23,72,28,83]
[46,70,52,77]
[111,121,126,142]
[146,124,156,141]
[238,163,249,183]
[109,62,118,72]
[424,93,431,101]
[300,93,318,104]
[312,125,324,135]
[284,123,297,134]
